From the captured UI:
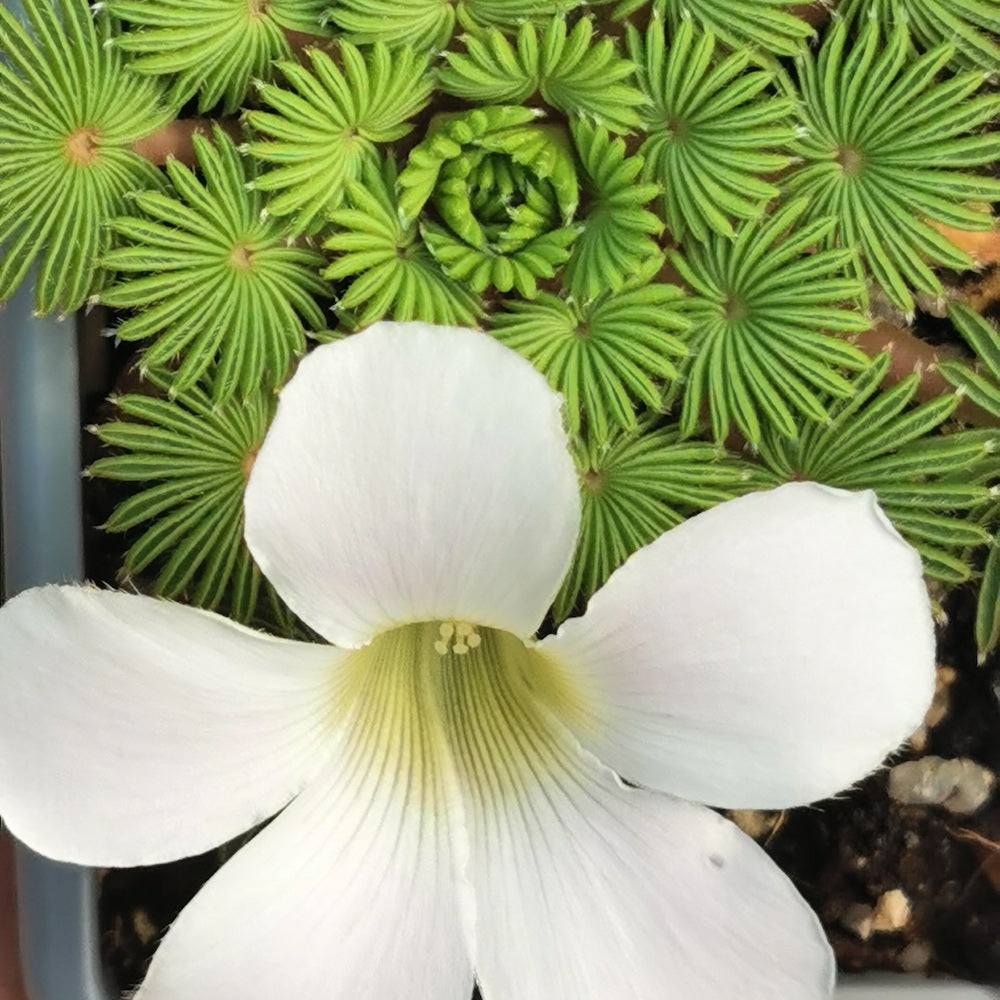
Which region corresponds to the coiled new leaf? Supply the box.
[399,107,580,297]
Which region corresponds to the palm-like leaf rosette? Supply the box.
[107,0,332,113]
[246,41,434,234]
[609,0,815,56]
[838,0,1000,72]
[324,157,483,328]
[669,199,871,443]
[626,17,795,242]
[490,275,690,442]
[100,129,331,400]
[755,351,995,583]
[438,16,646,135]
[553,423,777,621]
[398,106,580,298]
[327,0,582,51]
[562,119,663,302]
[88,374,296,632]
[784,19,1000,313]
[0,0,172,314]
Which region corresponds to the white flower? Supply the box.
[0,322,935,1000]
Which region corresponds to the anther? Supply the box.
[433,620,482,656]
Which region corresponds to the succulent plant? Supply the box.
[0,0,172,314]
[100,129,332,400]
[784,19,1000,313]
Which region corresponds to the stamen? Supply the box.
[433,620,482,656]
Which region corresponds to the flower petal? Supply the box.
[431,616,832,998]
[134,671,472,1000]
[540,483,936,809]
[0,585,340,866]
[458,721,834,999]
[244,322,580,647]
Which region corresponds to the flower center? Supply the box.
[433,620,482,656]
[722,294,748,322]
[665,117,689,143]
[835,146,864,177]
[229,243,255,271]
[64,127,101,166]
[333,621,588,806]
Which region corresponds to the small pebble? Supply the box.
[840,903,874,940]
[888,756,995,814]
[870,889,910,933]
[898,941,932,973]
[130,908,157,947]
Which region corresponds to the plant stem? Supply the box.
[853,321,998,427]
[131,118,242,166]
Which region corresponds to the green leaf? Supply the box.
[784,18,1000,313]
[562,118,664,302]
[441,17,645,134]
[754,352,997,582]
[325,157,483,328]
[438,22,539,104]
[606,0,814,57]
[976,535,1000,658]
[0,0,173,314]
[88,375,298,633]
[627,18,795,242]
[552,422,779,621]
[328,0,583,49]
[936,303,1000,418]
[838,0,1000,72]
[108,0,331,113]
[101,128,331,400]
[669,199,870,443]
[245,41,434,234]
[535,16,645,133]
[490,282,690,443]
